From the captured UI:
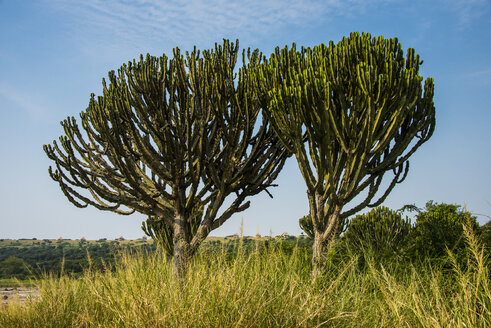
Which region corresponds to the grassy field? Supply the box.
[0,228,489,328]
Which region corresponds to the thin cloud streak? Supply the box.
[467,68,491,85]
[42,0,396,50]
[0,83,50,122]
[443,0,489,28]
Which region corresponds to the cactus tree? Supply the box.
[44,40,290,277]
[255,32,435,270]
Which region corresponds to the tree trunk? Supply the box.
[173,217,193,280]
[311,209,342,274]
[312,233,329,274]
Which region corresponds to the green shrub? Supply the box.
[341,206,411,259]
[407,201,478,263]
[142,201,203,256]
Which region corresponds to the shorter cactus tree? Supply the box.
[343,206,411,256]
[255,32,436,270]
[299,214,314,238]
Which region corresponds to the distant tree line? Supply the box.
[0,240,156,280]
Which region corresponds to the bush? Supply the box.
[340,206,411,260]
[407,201,478,263]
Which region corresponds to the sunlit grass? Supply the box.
[1,228,489,327]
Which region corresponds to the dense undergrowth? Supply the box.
[1,223,489,328]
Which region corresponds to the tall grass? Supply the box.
[1,230,489,327]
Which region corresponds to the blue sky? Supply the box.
[1,0,490,239]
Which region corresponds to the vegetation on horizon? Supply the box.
[0,238,157,281]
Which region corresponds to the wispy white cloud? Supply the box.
[442,0,489,28]
[467,68,491,85]
[41,0,395,52]
[0,82,50,122]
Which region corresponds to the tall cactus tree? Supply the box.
[44,40,290,278]
[254,32,435,270]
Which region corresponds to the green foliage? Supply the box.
[141,218,174,256]
[0,240,156,280]
[342,206,411,258]
[0,237,309,280]
[408,201,478,261]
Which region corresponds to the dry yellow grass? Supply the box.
[1,227,489,327]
